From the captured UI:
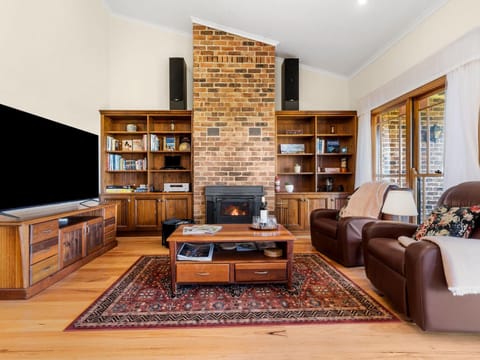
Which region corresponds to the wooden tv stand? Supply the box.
[168,224,295,295]
[0,203,117,300]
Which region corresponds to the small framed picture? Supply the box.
[326,139,340,153]
[122,139,133,151]
[164,136,176,151]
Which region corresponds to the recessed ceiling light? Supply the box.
[358,0,368,5]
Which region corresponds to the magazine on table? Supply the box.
[177,242,214,261]
[182,225,222,235]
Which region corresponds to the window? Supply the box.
[415,90,445,221]
[372,77,445,222]
[373,103,409,187]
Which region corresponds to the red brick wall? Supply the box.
[192,24,276,223]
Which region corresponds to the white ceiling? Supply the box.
[103,0,448,78]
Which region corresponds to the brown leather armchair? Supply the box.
[362,181,480,332]
[310,182,395,267]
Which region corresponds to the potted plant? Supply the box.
[285,182,294,193]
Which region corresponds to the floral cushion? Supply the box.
[413,205,480,240]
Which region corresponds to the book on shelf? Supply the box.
[182,225,222,235]
[177,242,214,261]
[316,138,325,154]
[105,185,134,193]
[106,136,120,151]
[150,134,160,151]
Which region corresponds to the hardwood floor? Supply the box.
[1,235,479,359]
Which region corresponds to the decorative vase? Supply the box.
[285,184,294,193]
[294,164,301,173]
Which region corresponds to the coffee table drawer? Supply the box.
[235,262,287,282]
[176,263,230,283]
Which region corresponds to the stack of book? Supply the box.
[105,185,134,193]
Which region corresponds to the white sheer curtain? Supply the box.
[355,111,372,187]
[355,27,480,187]
[443,60,480,189]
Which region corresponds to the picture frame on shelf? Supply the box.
[132,138,145,151]
[280,143,305,154]
[122,139,133,151]
[164,136,176,151]
[326,139,340,153]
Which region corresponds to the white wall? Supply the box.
[107,15,193,109]
[107,16,350,111]
[274,58,350,111]
[0,0,109,134]
[349,0,480,105]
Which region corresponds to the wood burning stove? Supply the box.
[205,185,264,224]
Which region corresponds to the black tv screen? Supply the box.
[0,103,99,213]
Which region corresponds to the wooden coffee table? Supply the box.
[168,223,295,294]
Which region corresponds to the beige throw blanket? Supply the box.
[340,181,391,218]
[423,236,480,296]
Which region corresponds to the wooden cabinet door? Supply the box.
[275,195,304,232]
[133,197,161,231]
[102,196,131,232]
[162,194,192,221]
[304,195,330,229]
[59,223,84,268]
[330,193,349,210]
[85,218,104,255]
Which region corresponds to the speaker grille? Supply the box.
[169,57,187,110]
[282,58,299,110]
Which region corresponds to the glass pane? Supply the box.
[418,91,445,174]
[415,176,444,223]
[415,90,445,223]
[375,105,408,187]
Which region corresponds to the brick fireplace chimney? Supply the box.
[192,24,276,223]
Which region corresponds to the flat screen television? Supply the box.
[0,103,99,213]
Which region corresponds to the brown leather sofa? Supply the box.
[310,183,396,267]
[362,181,480,332]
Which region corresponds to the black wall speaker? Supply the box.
[169,57,187,110]
[282,58,299,110]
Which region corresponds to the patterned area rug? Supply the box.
[66,254,398,330]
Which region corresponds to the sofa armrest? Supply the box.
[310,208,338,222]
[362,221,418,241]
[405,240,480,332]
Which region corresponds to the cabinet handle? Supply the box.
[196,272,210,276]
[41,229,52,234]
[254,271,269,275]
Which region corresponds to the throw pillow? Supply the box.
[413,205,480,240]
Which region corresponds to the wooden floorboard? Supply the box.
[1,235,480,359]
